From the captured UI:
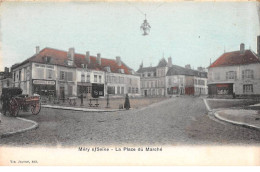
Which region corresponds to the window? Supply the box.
[13,72,16,82]
[148,73,151,77]
[67,72,73,81]
[46,65,54,69]
[26,68,30,80]
[99,76,102,83]
[60,71,66,80]
[242,70,254,79]
[68,85,73,96]
[120,77,124,84]
[108,86,115,94]
[226,71,237,80]
[94,75,97,82]
[112,76,116,83]
[48,69,54,79]
[243,84,253,93]
[117,86,120,94]
[128,87,131,93]
[168,78,171,85]
[136,88,138,93]
[81,73,85,82]
[86,74,90,82]
[214,73,220,80]
[19,71,21,81]
[121,87,124,94]
[142,74,145,77]
[151,81,154,88]
[132,87,135,93]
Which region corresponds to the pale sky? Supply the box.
[0,1,259,71]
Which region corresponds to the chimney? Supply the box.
[240,43,245,54]
[36,46,40,54]
[85,51,90,64]
[4,67,9,73]
[68,48,75,61]
[167,57,172,67]
[97,53,101,65]
[116,56,121,66]
[185,64,191,69]
[257,35,260,57]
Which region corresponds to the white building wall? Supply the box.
[208,63,260,96]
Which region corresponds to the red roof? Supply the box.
[14,47,132,74]
[209,50,260,68]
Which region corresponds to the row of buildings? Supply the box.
[0,46,209,98]
[1,47,140,98]
[1,35,260,99]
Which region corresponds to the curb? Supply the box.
[42,104,127,112]
[0,116,39,138]
[214,111,260,131]
[203,98,212,112]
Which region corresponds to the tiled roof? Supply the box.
[209,50,260,68]
[166,65,207,78]
[12,47,132,74]
[136,66,156,73]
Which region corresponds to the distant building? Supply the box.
[208,41,260,98]
[137,57,208,96]
[11,46,140,98]
[0,67,12,95]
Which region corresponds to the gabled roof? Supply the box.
[136,66,156,73]
[209,50,260,68]
[157,58,168,67]
[12,47,132,74]
[166,65,207,78]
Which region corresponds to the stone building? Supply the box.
[208,42,260,98]
[11,46,140,98]
[137,57,207,96]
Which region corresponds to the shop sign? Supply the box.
[33,80,55,85]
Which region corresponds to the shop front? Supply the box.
[167,87,179,95]
[208,83,233,96]
[92,83,104,98]
[32,79,56,96]
[77,82,92,96]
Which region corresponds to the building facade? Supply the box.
[208,43,260,98]
[11,46,140,98]
[137,57,208,97]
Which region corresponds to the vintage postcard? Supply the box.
[0,0,260,166]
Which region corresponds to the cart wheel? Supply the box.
[9,98,19,117]
[31,102,41,115]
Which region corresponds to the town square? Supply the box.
[0,1,260,148]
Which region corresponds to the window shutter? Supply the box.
[64,72,68,81]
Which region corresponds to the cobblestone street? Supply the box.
[1,96,260,147]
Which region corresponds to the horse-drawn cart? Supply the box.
[1,88,41,116]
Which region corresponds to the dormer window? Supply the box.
[118,69,124,74]
[81,64,87,69]
[105,66,111,72]
[43,56,51,63]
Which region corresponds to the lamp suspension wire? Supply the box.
[126,1,166,36]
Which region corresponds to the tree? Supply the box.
[124,94,130,110]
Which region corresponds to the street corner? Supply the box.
[0,112,39,138]
[214,109,260,130]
